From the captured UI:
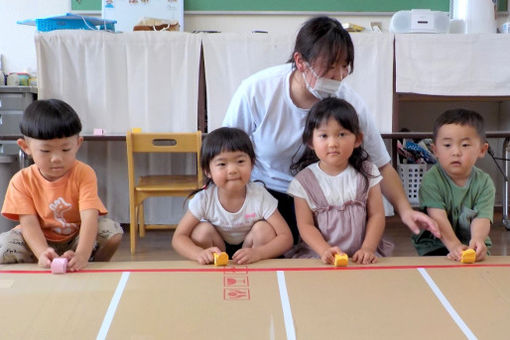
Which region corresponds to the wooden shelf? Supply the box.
[396,93,510,103]
[382,131,510,139]
[0,134,126,141]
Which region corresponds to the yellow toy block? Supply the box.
[131,127,142,133]
[461,249,476,264]
[334,253,348,267]
[214,252,229,266]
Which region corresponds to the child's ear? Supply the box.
[479,142,489,158]
[430,143,437,155]
[77,136,84,148]
[354,132,363,148]
[17,138,31,156]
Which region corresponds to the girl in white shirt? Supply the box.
[172,127,292,265]
[287,98,393,264]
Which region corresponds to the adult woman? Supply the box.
[223,16,439,243]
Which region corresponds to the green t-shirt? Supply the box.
[412,164,495,255]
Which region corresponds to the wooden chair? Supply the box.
[126,130,203,254]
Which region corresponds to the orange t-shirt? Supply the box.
[1,160,107,242]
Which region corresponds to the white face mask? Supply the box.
[302,63,343,100]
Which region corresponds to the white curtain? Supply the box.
[395,34,510,96]
[343,33,394,133]
[203,32,394,133]
[36,30,201,133]
[34,30,395,223]
[36,31,202,224]
[202,32,295,131]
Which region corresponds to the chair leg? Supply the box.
[129,202,138,255]
[139,203,146,238]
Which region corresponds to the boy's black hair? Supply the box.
[291,97,374,191]
[433,108,486,142]
[188,127,256,198]
[288,16,354,77]
[19,99,82,139]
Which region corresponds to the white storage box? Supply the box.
[398,163,431,206]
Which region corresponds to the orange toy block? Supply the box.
[214,252,229,266]
[334,253,348,267]
[131,127,142,133]
[461,249,476,264]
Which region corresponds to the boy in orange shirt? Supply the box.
[0,99,123,271]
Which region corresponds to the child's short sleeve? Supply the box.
[472,171,495,222]
[1,170,37,221]
[188,189,206,220]
[418,165,447,211]
[287,177,307,200]
[74,163,107,214]
[367,162,382,189]
[254,184,278,220]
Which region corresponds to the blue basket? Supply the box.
[18,13,116,32]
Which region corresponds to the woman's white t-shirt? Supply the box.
[223,63,390,194]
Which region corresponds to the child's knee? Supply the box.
[107,233,122,247]
[0,230,35,264]
[249,220,276,246]
[97,217,124,242]
[190,222,219,246]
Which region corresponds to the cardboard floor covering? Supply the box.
[1,256,510,339]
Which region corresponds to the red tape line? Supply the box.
[1,263,510,274]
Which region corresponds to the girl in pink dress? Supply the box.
[286,97,393,264]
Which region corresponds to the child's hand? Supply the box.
[446,243,468,262]
[232,248,262,265]
[469,239,487,262]
[38,247,59,268]
[320,247,342,265]
[62,250,89,272]
[352,248,377,264]
[196,247,222,265]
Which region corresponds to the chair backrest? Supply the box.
[126,130,203,187]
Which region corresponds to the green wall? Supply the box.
[71,0,507,13]
[185,0,506,13]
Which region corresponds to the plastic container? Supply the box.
[397,163,431,206]
[17,13,116,32]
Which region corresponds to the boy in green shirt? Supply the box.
[412,109,494,262]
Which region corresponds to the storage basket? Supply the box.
[397,163,431,206]
[17,13,116,32]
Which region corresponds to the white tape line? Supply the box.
[97,272,130,340]
[417,268,477,340]
[277,271,296,340]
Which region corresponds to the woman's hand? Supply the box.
[401,208,441,238]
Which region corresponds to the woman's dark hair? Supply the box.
[188,127,256,198]
[291,97,374,191]
[288,16,354,77]
[20,99,82,139]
